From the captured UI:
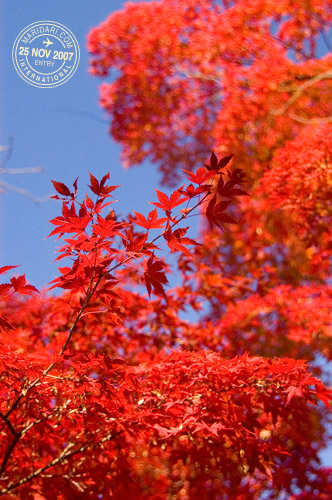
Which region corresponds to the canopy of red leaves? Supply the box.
[0,0,332,498]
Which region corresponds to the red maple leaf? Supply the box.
[143,254,168,297]
[150,189,187,214]
[89,172,119,197]
[178,183,209,199]
[164,227,199,256]
[51,181,72,198]
[206,198,236,231]
[10,275,39,296]
[183,167,214,185]
[204,152,233,172]
[131,208,168,230]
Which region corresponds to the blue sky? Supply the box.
[1,0,162,290]
[1,0,331,468]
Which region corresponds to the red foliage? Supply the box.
[0,158,331,499]
[85,1,332,496]
[87,0,332,183]
[1,0,332,497]
[261,124,332,246]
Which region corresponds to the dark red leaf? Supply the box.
[51,181,72,197]
[143,255,168,297]
[89,172,100,195]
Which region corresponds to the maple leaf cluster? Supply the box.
[0,0,332,497]
[85,1,332,497]
[88,0,332,183]
[0,153,331,499]
[260,124,332,247]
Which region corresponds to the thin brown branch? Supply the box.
[0,184,210,483]
[0,409,64,478]
[288,112,332,124]
[5,191,208,417]
[0,412,18,438]
[174,64,224,83]
[0,431,116,495]
[0,433,22,478]
[272,68,332,117]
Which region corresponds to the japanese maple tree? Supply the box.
[87,0,332,497]
[0,156,331,500]
[1,0,332,498]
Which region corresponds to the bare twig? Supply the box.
[0,173,214,489]
[272,68,332,117]
[0,431,117,495]
[0,181,51,203]
[174,64,224,84]
[0,138,50,203]
[288,112,332,124]
[0,412,19,438]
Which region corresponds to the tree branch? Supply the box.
[0,182,212,483]
[272,68,332,117]
[0,431,117,495]
[0,138,50,203]
[288,112,332,124]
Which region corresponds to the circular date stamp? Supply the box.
[12,21,80,88]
